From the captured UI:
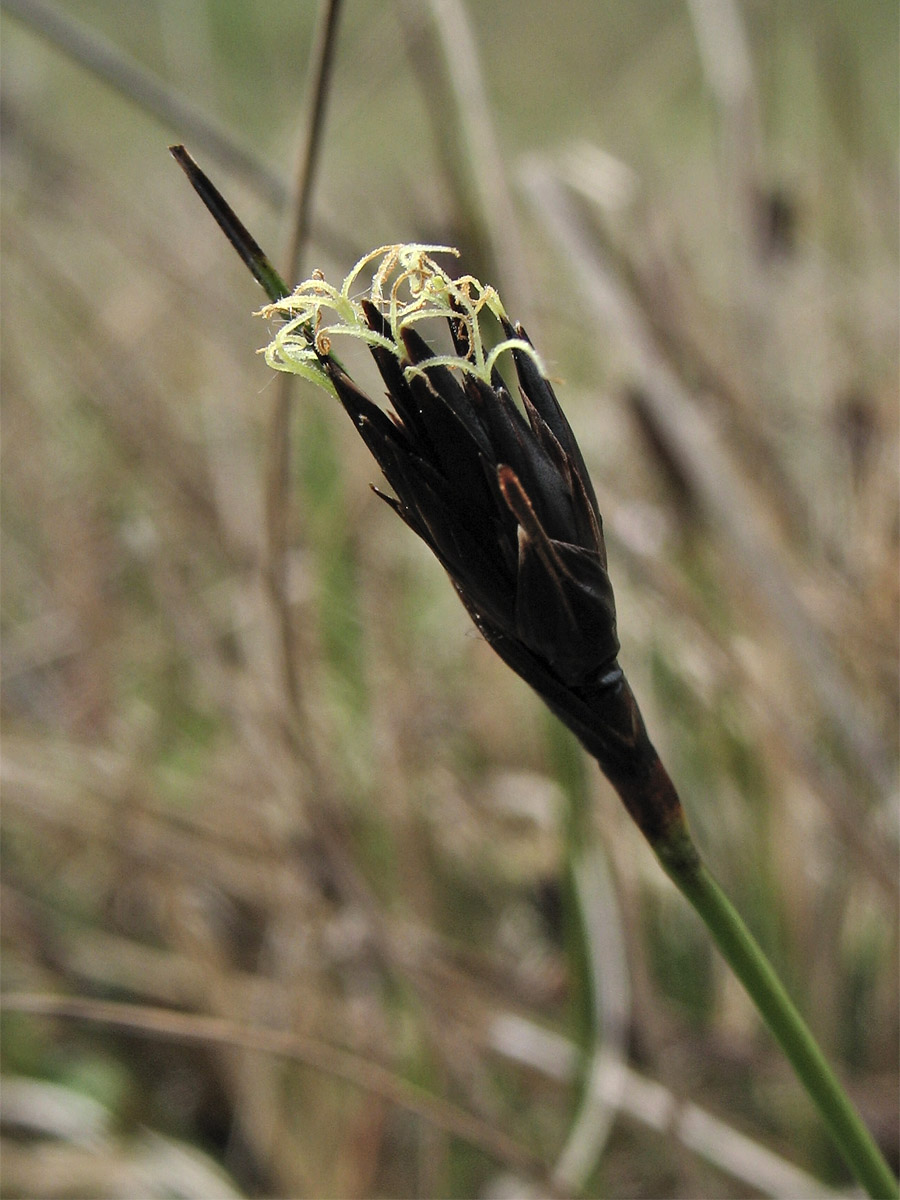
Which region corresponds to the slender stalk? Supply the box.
[266,0,343,715]
[282,0,343,282]
[657,832,898,1199]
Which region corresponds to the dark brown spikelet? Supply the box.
[321,305,688,854]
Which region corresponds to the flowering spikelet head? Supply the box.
[262,246,685,849]
[261,245,619,687]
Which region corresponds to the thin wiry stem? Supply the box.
[266,0,342,715]
[282,0,343,284]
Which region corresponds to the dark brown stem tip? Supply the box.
[571,675,700,872]
[633,756,700,876]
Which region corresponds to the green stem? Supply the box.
[659,845,898,1199]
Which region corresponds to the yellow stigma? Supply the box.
[258,243,543,393]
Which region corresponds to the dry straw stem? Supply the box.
[265,0,343,720]
[0,1080,240,1197]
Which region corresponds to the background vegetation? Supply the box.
[2,2,897,1196]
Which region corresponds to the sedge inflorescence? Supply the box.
[257,242,687,844]
[259,243,544,391]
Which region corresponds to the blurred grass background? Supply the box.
[1,1,897,1197]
